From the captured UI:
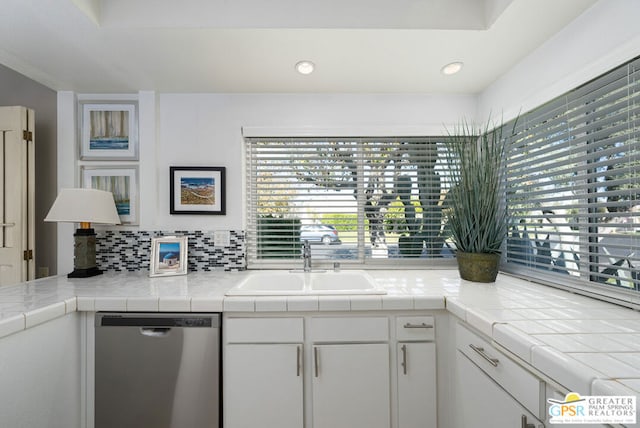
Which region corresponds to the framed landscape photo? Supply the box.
[170,166,226,215]
[82,166,138,224]
[149,236,188,277]
[80,102,138,160]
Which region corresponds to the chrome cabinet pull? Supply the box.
[296,345,302,377]
[401,344,407,375]
[521,414,535,428]
[403,322,433,329]
[313,346,319,377]
[469,344,499,367]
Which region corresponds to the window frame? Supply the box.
[244,137,458,270]
[502,56,640,308]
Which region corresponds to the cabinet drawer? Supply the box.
[396,316,435,341]
[226,317,303,343]
[456,322,543,418]
[311,317,389,342]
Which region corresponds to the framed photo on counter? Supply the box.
[149,236,188,277]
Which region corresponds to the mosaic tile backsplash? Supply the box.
[96,230,246,272]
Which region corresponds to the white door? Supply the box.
[224,343,303,428]
[0,106,35,286]
[312,343,390,428]
[397,342,437,428]
[455,350,544,428]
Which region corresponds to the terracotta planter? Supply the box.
[456,251,500,283]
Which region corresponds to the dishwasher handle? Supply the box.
[140,327,171,337]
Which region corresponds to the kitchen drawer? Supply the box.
[226,317,304,343]
[311,317,389,342]
[396,316,435,341]
[456,322,544,418]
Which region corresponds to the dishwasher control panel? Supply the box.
[98,313,217,328]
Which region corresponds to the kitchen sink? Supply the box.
[226,271,305,295]
[225,270,386,296]
[309,271,383,293]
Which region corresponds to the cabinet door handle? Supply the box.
[313,346,319,377]
[403,322,433,329]
[296,345,302,377]
[521,414,535,428]
[469,344,499,367]
[401,344,407,375]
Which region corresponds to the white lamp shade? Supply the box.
[45,188,121,225]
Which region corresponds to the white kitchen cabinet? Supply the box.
[225,343,303,428]
[223,313,438,428]
[310,316,391,428]
[224,317,304,428]
[0,313,81,428]
[312,343,390,428]
[456,350,544,427]
[397,342,437,428]
[453,321,545,428]
[395,315,437,428]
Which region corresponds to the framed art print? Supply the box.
[149,236,188,277]
[170,166,226,215]
[80,102,138,160]
[82,166,138,224]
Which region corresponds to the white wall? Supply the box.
[477,0,640,123]
[57,92,476,272]
[153,93,475,230]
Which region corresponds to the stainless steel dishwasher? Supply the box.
[95,312,221,428]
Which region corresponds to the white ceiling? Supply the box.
[0,0,597,93]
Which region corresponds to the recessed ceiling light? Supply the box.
[295,60,315,75]
[441,61,463,76]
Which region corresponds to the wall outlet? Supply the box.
[213,230,230,247]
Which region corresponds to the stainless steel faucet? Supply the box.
[302,240,312,272]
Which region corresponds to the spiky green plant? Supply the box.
[443,118,512,254]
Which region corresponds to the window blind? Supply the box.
[245,137,456,268]
[505,56,640,294]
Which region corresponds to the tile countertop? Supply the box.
[1,269,640,402]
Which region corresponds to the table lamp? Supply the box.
[45,188,121,278]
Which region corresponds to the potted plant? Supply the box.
[443,118,513,282]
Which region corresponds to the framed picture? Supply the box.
[149,236,188,277]
[82,166,138,224]
[80,101,138,160]
[170,166,226,215]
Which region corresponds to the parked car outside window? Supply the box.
[300,224,341,245]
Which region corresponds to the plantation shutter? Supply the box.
[245,137,455,268]
[504,56,640,294]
